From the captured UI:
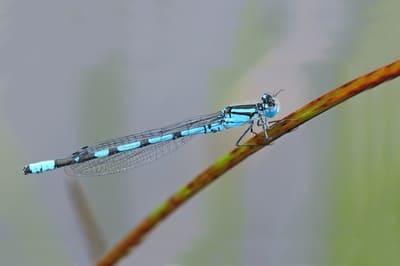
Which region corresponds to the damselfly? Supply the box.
[23,93,280,176]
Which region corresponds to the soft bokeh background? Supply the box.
[1,1,399,265]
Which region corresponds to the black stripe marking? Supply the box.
[173,132,182,139]
[140,139,150,147]
[55,158,76,168]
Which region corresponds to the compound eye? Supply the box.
[264,95,275,107]
[267,97,275,107]
[262,93,272,103]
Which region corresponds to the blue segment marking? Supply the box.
[28,160,56,174]
[230,107,256,114]
[225,113,253,124]
[180,127,206,137]
[116,141,141,152]
[148,134,174,144]
[94,149,110,158]
[23,93,280,176]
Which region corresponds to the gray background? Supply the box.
[1,0,399,266]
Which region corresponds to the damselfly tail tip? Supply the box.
[23,165,31,175]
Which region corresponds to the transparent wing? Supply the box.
[65,112,223,176]
[64,137,188,176]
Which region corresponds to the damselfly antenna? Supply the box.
[273,89,284,97]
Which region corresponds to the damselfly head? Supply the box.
[261,93,280,118]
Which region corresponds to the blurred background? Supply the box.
[1,0,400,265]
